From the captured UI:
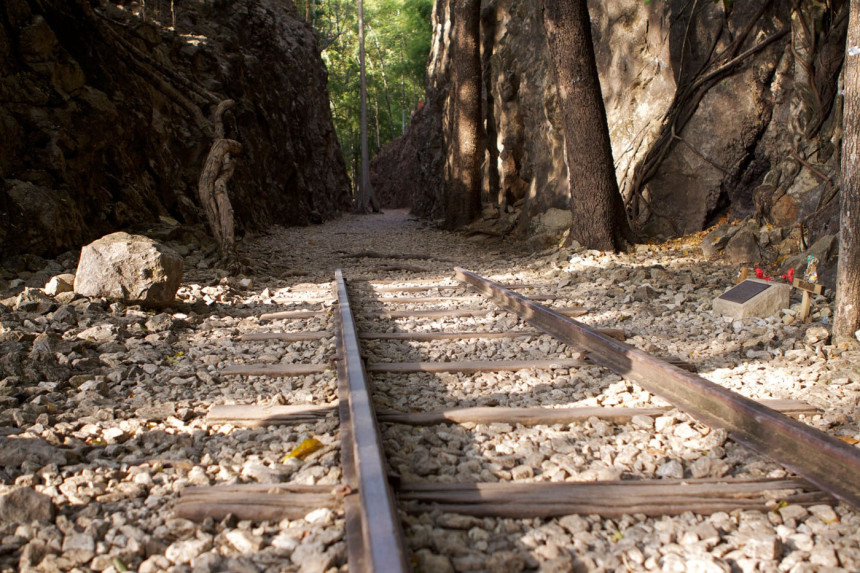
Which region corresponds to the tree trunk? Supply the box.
[356,0,379,213]
[444,0,483,229]
[400,39,408,134]
[540,0,633,252]
[835,0,860,341]
[373,88,382,152]
[373,36,396,142]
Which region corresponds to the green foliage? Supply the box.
[305,0,432,183]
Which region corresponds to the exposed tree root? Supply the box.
[198,100,244,272]
[624,1,789,228]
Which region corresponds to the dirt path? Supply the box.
[237,209,508,282]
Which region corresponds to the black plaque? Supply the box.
[717,280,771,304]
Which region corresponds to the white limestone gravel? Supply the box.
[1,209,859,572]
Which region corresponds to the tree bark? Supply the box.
[356,0,380,213]
[373,35,396,142]
[835,0,860,340]
[444,0,483,229]
[540,0,632,251]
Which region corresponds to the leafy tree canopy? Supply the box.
[297,0,433,184]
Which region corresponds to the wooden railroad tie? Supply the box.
[360,294,557,304]
[258,306,586,322]
[206,399,818,428]
[174,478,830,523]
[397,478,831,519]
[241,331,331,342]
[366,358,585,374]
[363,282,537,292]
[220,358,583,378]
[220,363,331,376]
[175,484,339,522]
[246,328,625,342]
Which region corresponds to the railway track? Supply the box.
[174,268,860,571]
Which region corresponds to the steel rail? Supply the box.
[334,270,410,573]
[455,267,860,508]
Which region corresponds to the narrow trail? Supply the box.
[234,209,508,282]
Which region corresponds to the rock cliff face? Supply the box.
[0,0,351,262]
[373,0,845,245]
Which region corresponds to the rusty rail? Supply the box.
[455,267,860,508]
[333,270,410,573]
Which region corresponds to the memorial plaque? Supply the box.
[717,280,772,304]
[712,278,789,319]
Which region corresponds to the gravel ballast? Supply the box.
[0,209,858,572]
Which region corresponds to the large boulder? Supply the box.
[74,232,183,307]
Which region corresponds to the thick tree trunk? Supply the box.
[444,0,483,229]
[835,0,860,341]
[540,0,632,252]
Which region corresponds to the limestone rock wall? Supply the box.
[0,0,351,262]
[376,0,845,244]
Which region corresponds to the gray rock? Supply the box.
[76,324,118,344]
[135,403,177,421]
[804,326,830,345]
[415,550,455,573]
[436,513,483,530]
[700,225,738,257]
[55,291,81,304]
[15,287,54,314]
[29,332,61,362]
[61,532,95,564]
[724,228,761,264]
[18,538,48,569]
[0,486,55,525]
[532,208,572,235]
[74,233,183,307]
[293,543,333,573]
[50,304,77,325]
[139,555,172,573]
[165,536,212,565]
[145,313,174,333]
[224,529,263,553]
[807,504,839,523]
[740,533,782,560]
[633,284,658,302]
[656,459,684,479]
[0,436,67,468]
[44,274,75,296]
